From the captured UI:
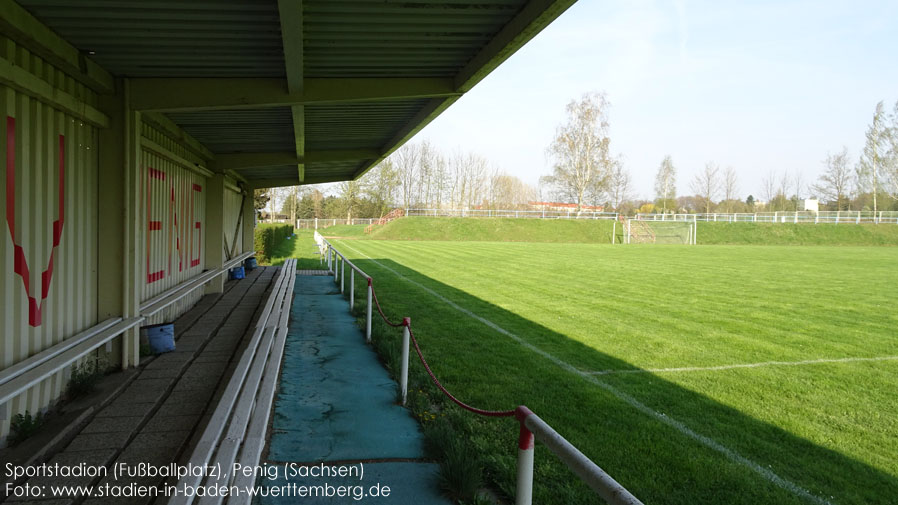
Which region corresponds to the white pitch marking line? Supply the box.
[336,241,834,505]
[590,355,898,375]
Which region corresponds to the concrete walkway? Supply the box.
[258,275,450,505]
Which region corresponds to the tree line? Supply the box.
[258,95,898,220]
[256,143,539,221]
[542,93,898,214]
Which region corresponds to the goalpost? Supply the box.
[625,218,696,245]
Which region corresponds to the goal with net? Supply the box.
[624,219,696,244]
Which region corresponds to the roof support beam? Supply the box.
[217,150,380,171]
[354,96,459,180]
[0,56,109,127]
[278,0,304,183]
[356,0,576,180]
[248,175,355,189]
[128,77,460,112]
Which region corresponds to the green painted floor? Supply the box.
[258,275,450,504]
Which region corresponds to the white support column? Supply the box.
[400,318,410,405]
[515,421,535,505]
[242,186,255,255]
[340,260,345,293]
[349,269,354,309]
[205,173,227,294]
[120,81,142,368]
[97,78,141,368]
[366,279,372,342]
[97,79,127,367]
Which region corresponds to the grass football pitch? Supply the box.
[316,239,898,505]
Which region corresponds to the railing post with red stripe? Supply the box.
[366,278,372,342]
[401,317,410,405]
[515,406,535,505]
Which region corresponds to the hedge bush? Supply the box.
[254,223,294,263]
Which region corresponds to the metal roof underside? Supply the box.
[16,0,576,187]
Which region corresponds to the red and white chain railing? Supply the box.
[314,232,643,505]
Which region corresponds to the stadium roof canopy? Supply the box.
[8,0,575,188]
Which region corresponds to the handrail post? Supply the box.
[366,279,373,343]
[401,317,410,405]
[334,255,339,283]
[349,269,355,310]
[515,407,535,505]
[341,260,345,293]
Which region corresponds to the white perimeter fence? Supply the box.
[407,208,620,220]
[637,211,898,224]
[313,231,643,505]
[295,218,376,229]
[298,210,898,230]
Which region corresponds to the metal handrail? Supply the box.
[0,318,123,387]
[636,211,898,224]
[2,251,257,421]
[139,251,254,316]
[321,237,643,505]
[315,231,373,341]
[0,317,144,411]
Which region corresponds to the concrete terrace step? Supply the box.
[259,275,450,505]
[3,267,278,505]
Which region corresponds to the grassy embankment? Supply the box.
[317,217,898,246]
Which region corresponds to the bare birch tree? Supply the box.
[887,101,898,198]
[777,171,791,210]
[363,159,399,216]
[394,143,420,210]
[546,92,613,211]
[812,148,853,210]
[690,162,720,214]
[761,170,776,211]
[857,101,887,212]
[761,171,777,210]
[337,179,364,221]
[723,166,739,213]
[606,158,632,212]
[792,170,805,210]
[888,101,898,198]
[654,155,677,213]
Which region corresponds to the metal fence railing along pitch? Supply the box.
[637,211,898,224]
[314,232,643,505]
[406,208,621,220]
[296,209,898,231]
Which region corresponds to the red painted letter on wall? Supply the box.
[5,116,66,326]
[146,167,166,283]
[191,183,202,267]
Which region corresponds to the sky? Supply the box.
[413,0,898,201]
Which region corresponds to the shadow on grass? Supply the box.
[266,230,325,269]
[333,255,896,505]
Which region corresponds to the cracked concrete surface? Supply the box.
[261,275,450,505]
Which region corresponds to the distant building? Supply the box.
[803,199,819,213]
[528,201,605,212]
